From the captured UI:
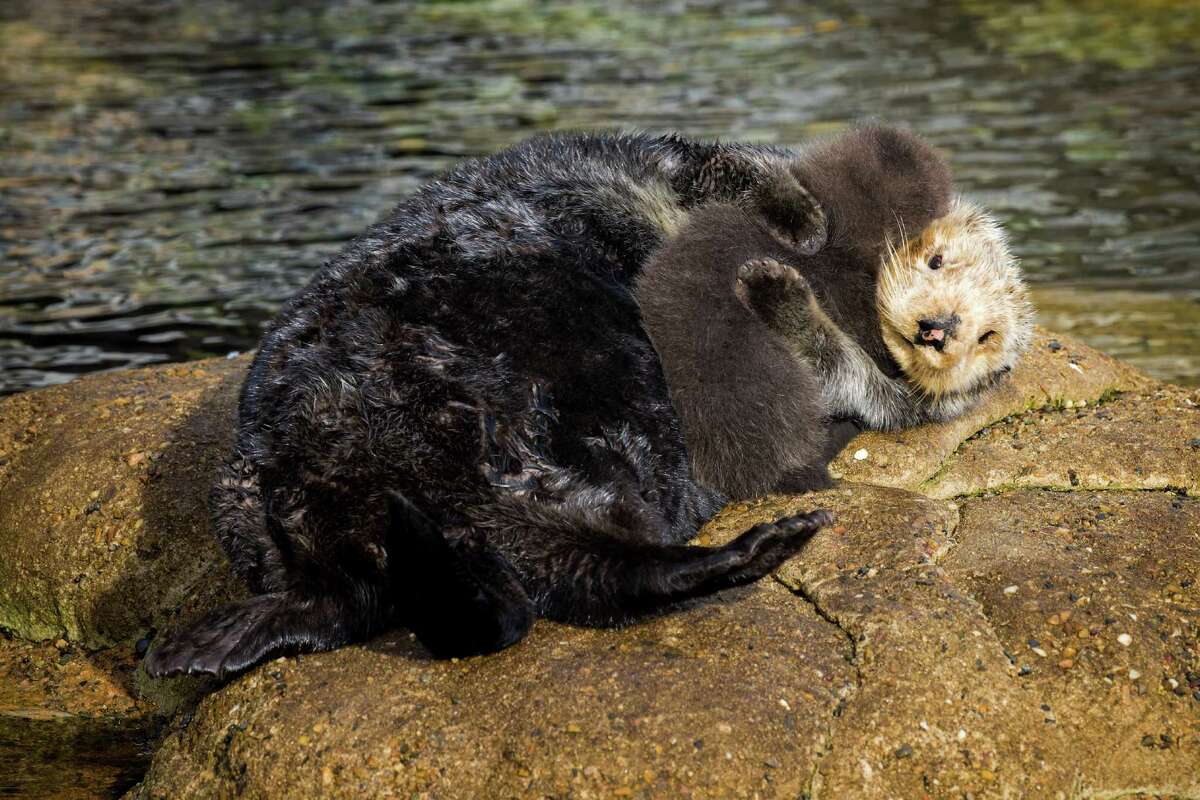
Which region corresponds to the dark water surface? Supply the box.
[0,711,153,798]
[2,0,1199,396]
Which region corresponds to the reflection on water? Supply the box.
[1,0,1198,396]
[0,711,152,799]
[1032,287,1200,383]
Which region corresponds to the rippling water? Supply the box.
[2,0,1198,396]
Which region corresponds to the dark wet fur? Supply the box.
[637,126,952,498]
[143,131,839,680]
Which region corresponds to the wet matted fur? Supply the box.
[143,130,853,679]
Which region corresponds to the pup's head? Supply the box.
[788,124,953,259]
[878,197,1033,399]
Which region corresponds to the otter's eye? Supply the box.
[978,330,998,345]
[928,254,943,270]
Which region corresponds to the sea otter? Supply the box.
[144,127,940,680]
[740,195,1033,429]
[636,125,960,498]
[638,192,1032,499]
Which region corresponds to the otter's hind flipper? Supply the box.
[143,592,359,679]
[505,500,832,624]
[387,492,535,659]
[666,509,834,597]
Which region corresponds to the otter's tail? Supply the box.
[385,492,535,658]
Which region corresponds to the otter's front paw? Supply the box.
[750,171,828,255]
[734,258,814,328]
[736,257,806,292]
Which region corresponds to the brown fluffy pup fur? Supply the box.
[637,125,954,498]
[741,196,1032,433]
[637,204,839,498]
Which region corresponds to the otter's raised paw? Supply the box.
[734,258,813,327]
[736,256,804,287]
[750,171,829,255]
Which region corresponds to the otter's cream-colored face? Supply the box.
[878,197,1034,398]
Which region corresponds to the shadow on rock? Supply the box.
[86,361,249,707]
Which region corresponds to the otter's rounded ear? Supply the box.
[751,170,828,256]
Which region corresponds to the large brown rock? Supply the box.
[1,330,1197,799]
[134,583,854,799]
[130,484,1200,799]
[0,357,249,649]
[922,384,1199,498]
[828,326,1152,490]
[942,490,1200,792]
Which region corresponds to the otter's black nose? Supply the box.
[915,314,960,351]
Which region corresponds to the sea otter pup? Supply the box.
[636,204,857,499]
[638,194,1032,499]
[740,195,1033,430]
[143,127,935,680]
[638,125,957,498]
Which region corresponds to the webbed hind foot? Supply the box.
[679,508,834,594]
[142,591,366,680]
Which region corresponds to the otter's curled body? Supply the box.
[144,132,838,679]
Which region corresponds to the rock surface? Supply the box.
[923,384,1198,498]
[0,357,249,649]
[0,329,1196,799]
[135,583,854,799]
[943,490,1199,793]
[828,327,1152,489]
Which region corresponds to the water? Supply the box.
[0,712,152,799]
[2,0,1198,397]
